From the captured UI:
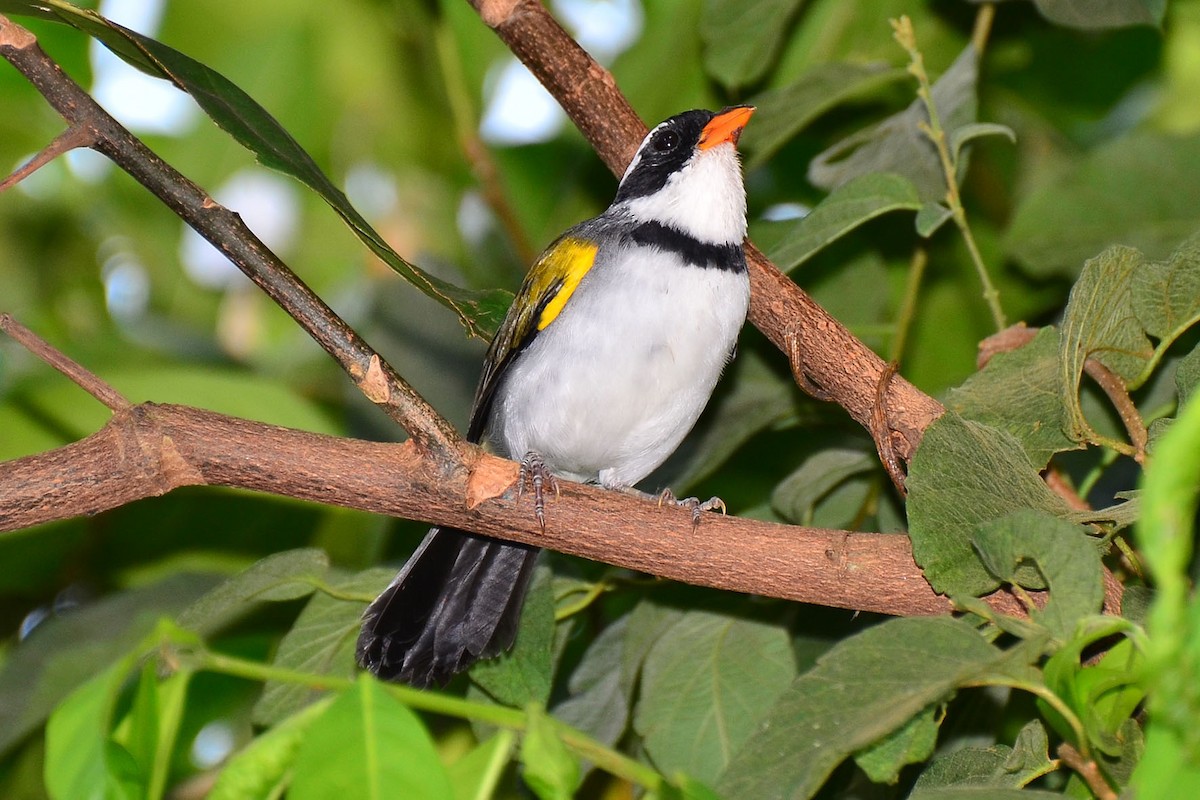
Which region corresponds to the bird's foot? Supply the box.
[656,488,726,529]
[517,452,560,531]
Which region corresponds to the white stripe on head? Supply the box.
[620,118,671,184]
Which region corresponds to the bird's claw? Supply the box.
[518,452,560,531]
[657,488,726,529]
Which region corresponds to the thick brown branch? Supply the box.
[468,0,946,463]
[0,402,1032,618]
[0,15,458,456]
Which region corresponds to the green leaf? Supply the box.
[620,601,687,699]
[0,574,217,759]
[1031,0,1162,30]
[253,567,392,726]
[1041,622,1144,755]
[913,720,1054,789]
[210,699,332,800]
[743,62,907,168]
[853,706,938,784]
[913,744,1010,788]
[448,732,514,800]
[1070,492,1140,532]
[470,566,556,707]
[520,705,580,800]
[115,664,191,800]
[949,122,1016,164]
[553,616,630,752]
[1007,133,1200,278]
[970,510,1104,640]
[808,44,978,202]
[1003,720,1056,786]
[290,675,453,800]
[806,251,893,351]
[717,617,1022,800]
[1178,344,1200,407]
[947,326,1080,469]
[109,366,343,434]
[1134,725,1200,797]
[700,0,806,89]
[634,607,796,784]
[1133,383,1200,789]
[7,0,505,337]
[9,365,343,444]
[914,201,954,237]
[655,775,727,800]
[906,413,1072,596]
[771,447,875,525]
[44,660,140,800]
[1132,233,1200,351]
[611,0,709,124]
[177,549,329,637]
[1059,245,1155,441]
[120,666,161,787]
[908,787,1066,799]
[767,172,922,273]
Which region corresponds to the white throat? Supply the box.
[619,145,747,245]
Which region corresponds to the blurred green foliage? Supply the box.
[2,0,1200,798]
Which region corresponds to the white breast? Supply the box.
[487,245,749,489]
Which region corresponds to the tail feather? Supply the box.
[356,526,540,688]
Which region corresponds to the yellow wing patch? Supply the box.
[533,238,599,330]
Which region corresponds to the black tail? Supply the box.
[356,527,540,688]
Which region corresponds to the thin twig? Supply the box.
[0,14,459,457]
[0,313,129,412]
[0,123,94,192]
[892,14,1006,332]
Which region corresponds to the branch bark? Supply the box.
[0,400,1030,618]
[468,0,946,463]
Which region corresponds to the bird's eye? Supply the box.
[651,129,680,153]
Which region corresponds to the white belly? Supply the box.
[487,248,749,489]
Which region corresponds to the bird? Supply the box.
[356,106,755,688]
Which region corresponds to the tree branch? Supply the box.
[0,14,459,457]
[0,398,1036,619]
[467,0,946,464]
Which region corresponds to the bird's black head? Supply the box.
[613,109,715,204]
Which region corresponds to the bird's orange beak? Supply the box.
[698,105,755,151]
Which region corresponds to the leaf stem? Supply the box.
[195,649,664,790]
[892,15,1006,331]
[555,578,612,621]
